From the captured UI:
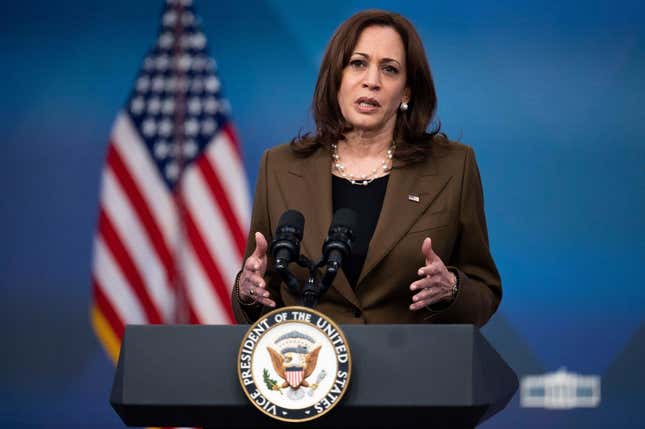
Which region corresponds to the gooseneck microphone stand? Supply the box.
[273,254,338,308]
[296,254,338,309]
[271,208,355,309]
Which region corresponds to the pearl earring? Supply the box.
[400,101,409,112]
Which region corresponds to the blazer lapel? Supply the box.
[357,159,452,287]
[275,148,360,308]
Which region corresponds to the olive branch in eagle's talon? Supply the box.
[263,368,283,394]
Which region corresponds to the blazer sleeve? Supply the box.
[231,149,285,323]
[425,145,502,326]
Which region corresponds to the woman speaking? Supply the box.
[231,10,501,326]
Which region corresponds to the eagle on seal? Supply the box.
[267,344,321,389]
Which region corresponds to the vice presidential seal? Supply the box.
[237,306,351,422]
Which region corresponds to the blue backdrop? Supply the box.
[1,0,643,427]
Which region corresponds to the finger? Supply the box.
[244,273,267,290]
[244,254,267,273]
[410,285,454,311]
[417,261,442,277]
[244,257,259,272]
[256,296,277,308]
[241,280,275,308]
[421,237,438,264]
[410,279,426,292]
[411,286,437,303]
[409,275,439,291]
[252,231,268,258]
[240,285,264,305]
[246,284,269,298]
[409,289,441,310]
[410,298,432,311]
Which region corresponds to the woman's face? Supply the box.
[337,25,409,135]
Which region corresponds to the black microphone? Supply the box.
[270,210,305,271]
[322,208,357,275]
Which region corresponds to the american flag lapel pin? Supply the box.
[408,194,420,203]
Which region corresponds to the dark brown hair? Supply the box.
[291,9,442,164]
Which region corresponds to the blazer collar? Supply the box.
[277,146,451,305]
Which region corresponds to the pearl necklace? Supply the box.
[331,141,395,186]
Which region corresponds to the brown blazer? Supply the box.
[232,139,501,326]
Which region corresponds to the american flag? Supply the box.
[91,0,250,362]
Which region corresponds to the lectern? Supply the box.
[111,324,517,428]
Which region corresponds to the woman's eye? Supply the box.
[349,59,366,68]
[383,65,399,74]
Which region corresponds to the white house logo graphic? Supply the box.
[520,368,601,409]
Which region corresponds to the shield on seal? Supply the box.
[285,367,304,388]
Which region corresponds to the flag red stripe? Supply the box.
[93,278,125,340]
[107,143,176,285]
[169,268,201,325]
[189,305,200,324]
[182,207,235,322]
[196,155,246,258]
[223,123,242,159]
[99,209,162,324]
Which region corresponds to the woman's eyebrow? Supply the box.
[352,51,401,66]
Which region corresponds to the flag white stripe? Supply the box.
[101,169,175,322]
[180,242,230,325]
[112,113,178,246]
[93,237,146,324]
[206,133,251,231]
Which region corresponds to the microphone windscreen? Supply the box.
[277,209,305,232]
[331,208,358,231]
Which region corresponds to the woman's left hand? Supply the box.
[409,237,456,311]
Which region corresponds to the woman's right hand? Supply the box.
[237,232,276,307]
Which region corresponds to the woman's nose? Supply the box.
[361,65,381,89]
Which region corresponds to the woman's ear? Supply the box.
[402,87,411,104]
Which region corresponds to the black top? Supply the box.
[332,174,389,288]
